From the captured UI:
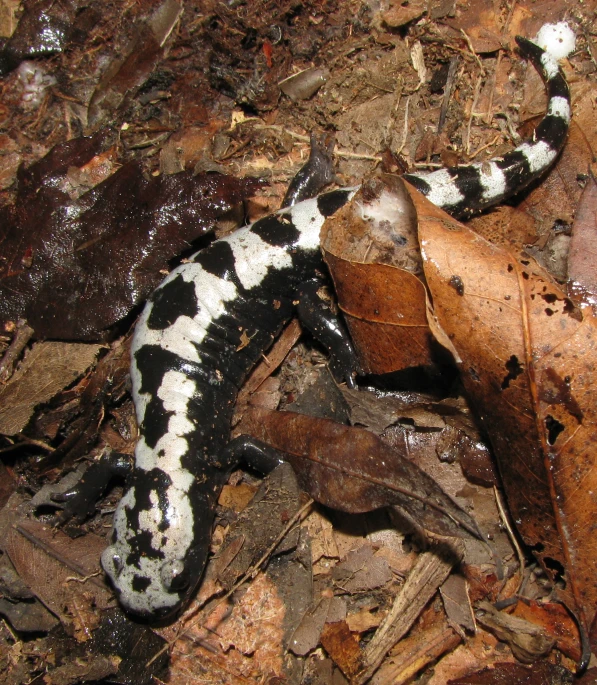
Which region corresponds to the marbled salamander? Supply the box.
[101,37,570,618]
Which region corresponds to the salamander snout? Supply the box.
[100,544,190,620]
[98,471,214,619]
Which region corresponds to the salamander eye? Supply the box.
[101,548,123,578]
[112,553,123,573]
[160,559,189,591]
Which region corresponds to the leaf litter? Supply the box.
[1,0,597,683]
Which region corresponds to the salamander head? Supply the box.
[101,476,209,620]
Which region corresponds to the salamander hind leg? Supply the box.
[221,435,286,473]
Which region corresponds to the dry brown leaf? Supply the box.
[513,599,581,662]
[5,518,113,639]
[320,620,362,679]
[289,594,335,656]
[332,543,392,593]
[304,508,340,568]
[321,176,435,373]
[380,0,427,29]
[445,0,502,53]
[166,574,286,684]
[568,174,597,304]
[0,342,101,435]
[324,253,434,372]
[440,573,476,636]
[218,482,259,513]
[409,181,597,647]
[236,406,483,540]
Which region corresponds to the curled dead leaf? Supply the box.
[409,180,597,649]
[321,175,436,373]
[568,174,597,306]
[235,405,483,541]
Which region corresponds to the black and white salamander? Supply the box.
[100,37,570,618]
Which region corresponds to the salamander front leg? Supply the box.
[219,435,286,474]
[51,450,133,524]
[296,278,361,388]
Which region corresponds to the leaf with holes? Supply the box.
[408,181,597,647]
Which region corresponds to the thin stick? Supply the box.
[0,320,34,383]
[468,134,501,160]
[437,57,459,135]
[395,95,411,156]
[459,29,484,73]
[493,484,525,595]
[466,75,483,157]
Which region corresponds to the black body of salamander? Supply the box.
[100,37,570,618]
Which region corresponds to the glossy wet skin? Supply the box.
[100,448,227,619]
[102,196,350,617]
[101,485,198,619]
